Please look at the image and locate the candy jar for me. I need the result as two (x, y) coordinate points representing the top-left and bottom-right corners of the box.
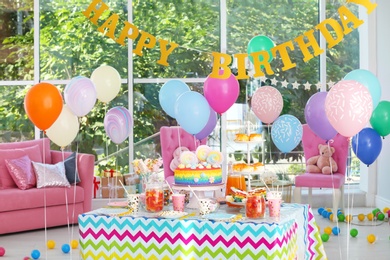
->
(245, 193), (266, 219)
(145, 182), (164, 213)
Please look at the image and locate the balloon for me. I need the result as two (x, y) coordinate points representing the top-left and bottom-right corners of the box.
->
(24, 82), (63, 131)
(159, 79), (190, 118)
(251, 86), (283, 124)
(247, 35), (276, 64)
(271, 115), (303, 153)
(204, 71), (239, 114)
(352, 127), (382, 166)
(46, 105), (79, 147)
(174, 91), (210, 135)
(64, 76), (97, 117)
(304, 92), (337, 141)
(90, 65), (121, 103)
(370, 100), (390, 137)
(104, 106), (133, 144)
(195, 108), (218, 140)
(325, 80), (373, 137)
(344, 69), (381, 108)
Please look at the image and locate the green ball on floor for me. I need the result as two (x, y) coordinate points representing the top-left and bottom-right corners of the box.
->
(321, 233), (330, 242)
(350, 228), (358, 237)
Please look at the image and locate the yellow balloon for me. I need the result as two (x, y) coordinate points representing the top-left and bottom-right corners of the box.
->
(91, 65), (121, 103)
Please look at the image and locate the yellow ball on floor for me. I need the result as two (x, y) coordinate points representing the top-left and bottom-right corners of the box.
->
(47, 240), (56, 249)
(70, 239), (79, 249)
(324, 226), (332, 235)
(367, 234), (376, 244)
(358, 213), (365, 221)
(367, 213), (374, 221)
(383, 207), (389, 214)
(345, 214), (353, 223)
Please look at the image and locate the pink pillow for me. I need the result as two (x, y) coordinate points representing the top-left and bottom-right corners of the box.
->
(32, 161), (70, 188)
(5, 155), (36, 190)
(0, 145), (42, 189)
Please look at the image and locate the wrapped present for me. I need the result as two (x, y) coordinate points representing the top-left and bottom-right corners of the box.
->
(101, 176), (124, 198)
(93, 176), (100, 198)
(102, 169), (122, 178)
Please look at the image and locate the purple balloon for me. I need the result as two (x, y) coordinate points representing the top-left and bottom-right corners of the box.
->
(195, 108), (218, 140)
(305, 92), (337, 141)
(104, 106), (133, 144)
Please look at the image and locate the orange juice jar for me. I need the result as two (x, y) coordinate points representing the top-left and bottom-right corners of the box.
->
(225, 163), (247, 207)
(145, 183), (164, 213)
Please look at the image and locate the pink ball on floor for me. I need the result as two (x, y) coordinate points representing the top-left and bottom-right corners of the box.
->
(0, 247), (5, 256)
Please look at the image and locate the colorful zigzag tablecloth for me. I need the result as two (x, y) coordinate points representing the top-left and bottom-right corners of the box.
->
(78, 203), (326, 260)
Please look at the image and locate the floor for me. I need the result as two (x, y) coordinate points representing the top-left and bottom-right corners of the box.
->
(1, 200), (389, 259)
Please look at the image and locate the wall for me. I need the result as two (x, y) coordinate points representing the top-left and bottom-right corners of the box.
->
(375, 0), (390, 209)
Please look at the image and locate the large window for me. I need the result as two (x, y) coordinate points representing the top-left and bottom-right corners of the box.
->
(0, 0), (361, 180)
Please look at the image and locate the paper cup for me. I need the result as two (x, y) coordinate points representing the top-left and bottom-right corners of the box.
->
(268, 198), (282, 217)
(198, 198), (219, 215)
(127, 194), (141, 213)
(172, 193), (185, 212)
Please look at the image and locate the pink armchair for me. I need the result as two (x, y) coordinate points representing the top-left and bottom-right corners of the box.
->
(293, 124), (349, 219)
(160, 126), (206, 186)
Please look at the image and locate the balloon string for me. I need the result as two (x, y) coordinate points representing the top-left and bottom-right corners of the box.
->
(41, 135), (48, 259)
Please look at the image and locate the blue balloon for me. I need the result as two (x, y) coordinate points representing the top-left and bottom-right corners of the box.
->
(174, 91), (210, 135)
(344, 69), (381, 108)
(271, 115), (303, 153)
(352, 127), (382, 166)
(159, 80), (190, 118)
(195, 107), (217, 140)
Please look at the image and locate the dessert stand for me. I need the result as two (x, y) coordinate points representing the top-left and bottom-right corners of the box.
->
(171, 183), (224, 209)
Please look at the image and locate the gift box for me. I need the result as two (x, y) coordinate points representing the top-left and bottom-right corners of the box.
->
(101, 176), (125, 198)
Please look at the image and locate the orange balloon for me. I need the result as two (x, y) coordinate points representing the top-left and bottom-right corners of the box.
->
(24, 82), (63, 131)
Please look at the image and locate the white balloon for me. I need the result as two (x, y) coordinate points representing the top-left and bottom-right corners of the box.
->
(46, 105), (80, 147)
(90, 65), (121, 103)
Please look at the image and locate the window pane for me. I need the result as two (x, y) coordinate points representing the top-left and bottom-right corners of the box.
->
(0, 0), (34, 81)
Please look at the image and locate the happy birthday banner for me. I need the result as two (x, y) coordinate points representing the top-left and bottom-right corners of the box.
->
(82, 0), (377, 80)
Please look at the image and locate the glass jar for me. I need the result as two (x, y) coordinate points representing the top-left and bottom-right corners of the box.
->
(145, 182), (164, 213)
(245, 194), (266, 219)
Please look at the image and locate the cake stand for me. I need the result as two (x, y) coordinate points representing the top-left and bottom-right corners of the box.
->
(171, 183), (225, 209)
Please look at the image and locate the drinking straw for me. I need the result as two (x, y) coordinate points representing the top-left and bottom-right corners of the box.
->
(165, 179), (175, 194)
(188, 185), (200, 201)
(260, 178), (272, 193)
(118, 179), (131, 197)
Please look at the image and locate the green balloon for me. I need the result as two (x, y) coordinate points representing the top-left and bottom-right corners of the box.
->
(247, 35), (275, 64)
(350, 228), (358, 237)
(370, 101), (390, 137)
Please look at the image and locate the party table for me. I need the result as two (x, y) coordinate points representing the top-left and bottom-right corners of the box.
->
(78, 203), (326, 260)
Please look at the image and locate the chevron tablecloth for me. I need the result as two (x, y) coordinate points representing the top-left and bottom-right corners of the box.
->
(78, 203), (326, 260)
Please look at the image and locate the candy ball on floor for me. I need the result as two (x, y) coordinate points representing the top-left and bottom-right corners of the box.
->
(70, 239), (78, 249)
(31, 249), (40, 259)
(350, 228), (358, 237)
(47, 240), (56, 249)
(321, 233), (330, 242)
(332, 227), (340, 235)
(62, 244), (70, 254)
(367, 234), (376, 244)
(0, 247), (5, 256)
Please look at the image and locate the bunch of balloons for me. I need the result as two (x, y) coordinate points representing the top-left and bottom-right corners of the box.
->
(24, 65), (128, 147)
(304, 69), (384, 166)
(159, 70), (239, 139)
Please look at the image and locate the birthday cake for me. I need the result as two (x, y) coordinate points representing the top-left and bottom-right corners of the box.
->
(173, 145), (223, 186)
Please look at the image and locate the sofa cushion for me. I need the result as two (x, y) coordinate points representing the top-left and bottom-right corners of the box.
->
(0, 186), (85, 213)
(0, 138), (51, 163)
(5, 155), (36, 190)
(0, 145), (42, 189)
(32, 161), (70, 188)
(64, 152), (81, 184)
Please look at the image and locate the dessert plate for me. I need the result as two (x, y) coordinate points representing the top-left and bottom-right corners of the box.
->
(158, 211), (189, 219)
(107, 201), (128, 207)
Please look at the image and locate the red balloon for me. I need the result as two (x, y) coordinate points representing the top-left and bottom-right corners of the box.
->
(24, 82), (63, 131)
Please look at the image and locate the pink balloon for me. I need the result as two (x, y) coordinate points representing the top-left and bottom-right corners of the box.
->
(251, 86), (283, 124)
(64, 76), (97, 117)
(325, 80), (373, 137)
(204, 71), (239, 114)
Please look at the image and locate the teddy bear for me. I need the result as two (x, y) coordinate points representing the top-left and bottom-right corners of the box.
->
(306, 144), (338, 174)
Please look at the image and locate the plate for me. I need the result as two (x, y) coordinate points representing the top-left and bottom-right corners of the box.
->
(97, 208), (131, 216)
(158, 211), (189, 219)
(107, 201), (128, 207)
(228, 201), (246, 206)
(203, 213), (236, 221)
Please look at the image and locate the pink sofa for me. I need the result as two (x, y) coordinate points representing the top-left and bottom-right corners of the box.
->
(0, 138), (95, 234)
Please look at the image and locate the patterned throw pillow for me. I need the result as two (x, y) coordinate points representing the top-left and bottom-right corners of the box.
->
(5, 155), (36, 190)
(32, 161), (70, 188)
